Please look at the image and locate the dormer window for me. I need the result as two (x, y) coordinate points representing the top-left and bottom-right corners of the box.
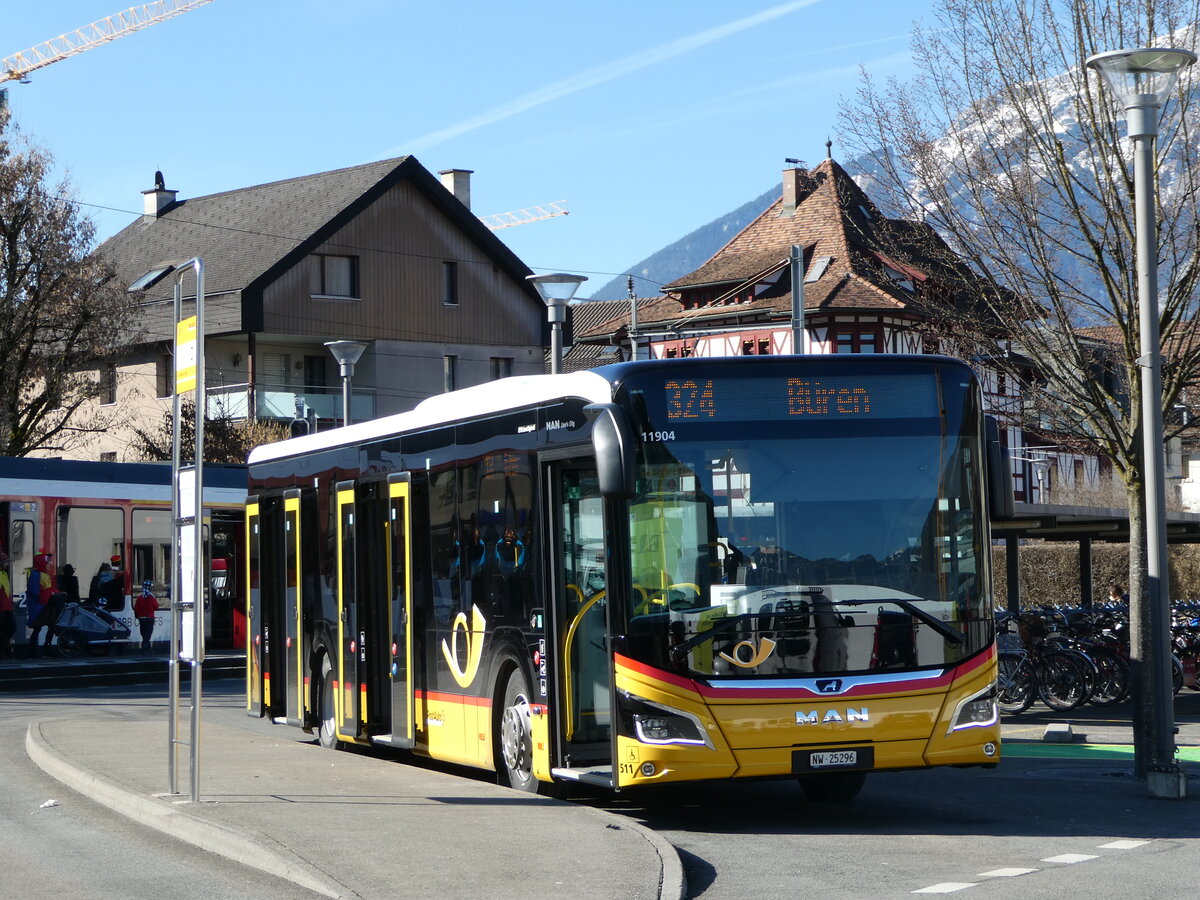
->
(128, 264), (173, 292)
(883, 264), (914, 292)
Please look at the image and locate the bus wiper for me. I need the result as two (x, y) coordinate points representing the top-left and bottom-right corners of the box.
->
(669, 594), (817, 656)
(669, 613), (761, 656)
(831, 599), (965, 645)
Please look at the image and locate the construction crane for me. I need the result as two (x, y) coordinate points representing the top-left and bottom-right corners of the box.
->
(479, 200), (569, 230)
(2, 1), (214, 85)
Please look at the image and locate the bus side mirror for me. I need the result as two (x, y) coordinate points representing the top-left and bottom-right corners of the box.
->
(985, 416), (1015, 521)
(586, 403), (635, 499)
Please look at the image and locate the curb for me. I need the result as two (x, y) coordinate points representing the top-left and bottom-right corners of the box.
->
(575, 803), (687, 900)
(25, 722), (357, 899)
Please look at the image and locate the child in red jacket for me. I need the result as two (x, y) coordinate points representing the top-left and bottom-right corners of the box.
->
(132, 580), (159, 653)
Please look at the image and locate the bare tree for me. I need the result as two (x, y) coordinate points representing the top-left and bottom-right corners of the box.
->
(129, 397), (287, 465)
(0, 111), (142, 456)
(839, 0), (1200, 775)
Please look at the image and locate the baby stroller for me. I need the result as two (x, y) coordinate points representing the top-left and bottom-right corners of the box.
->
(52, 600), (132, 657)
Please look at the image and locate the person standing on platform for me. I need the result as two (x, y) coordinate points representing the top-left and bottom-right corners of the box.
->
(59, 564), (80, 604)
(25, 551), (54, 656)
(105, 555), (126, 611)
(132, 580), (159, 654)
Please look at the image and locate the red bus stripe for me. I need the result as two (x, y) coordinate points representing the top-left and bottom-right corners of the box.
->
(416, 689), (492, 708)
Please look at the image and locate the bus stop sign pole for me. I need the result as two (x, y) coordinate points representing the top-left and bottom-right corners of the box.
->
(168, 258), (205, 803)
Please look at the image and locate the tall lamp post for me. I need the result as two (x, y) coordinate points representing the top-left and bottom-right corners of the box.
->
(324, 340), (367, 427)
(1087, 46), (1196, 799)
(528, 273), (587, 374)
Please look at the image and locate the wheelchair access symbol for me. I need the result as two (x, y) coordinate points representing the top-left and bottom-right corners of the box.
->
(718, 636), (777, 668)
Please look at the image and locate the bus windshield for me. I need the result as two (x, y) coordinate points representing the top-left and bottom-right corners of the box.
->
(617, 360), (991, 679)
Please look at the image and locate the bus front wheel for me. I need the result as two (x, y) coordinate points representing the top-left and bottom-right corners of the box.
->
(797, 770), (866, 803)
(318, 655), (341, 750)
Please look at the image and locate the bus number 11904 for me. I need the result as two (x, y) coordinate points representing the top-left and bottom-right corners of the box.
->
(641, 431), (675, 442)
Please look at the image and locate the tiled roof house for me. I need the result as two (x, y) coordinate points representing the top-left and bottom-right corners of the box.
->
(574, 157), (998, 361)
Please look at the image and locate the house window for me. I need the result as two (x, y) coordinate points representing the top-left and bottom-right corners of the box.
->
(444, 355), (458, 392)
(100, 363), (116, 405)
(310, 254), (357, 298)
(155, 354), (173, 398)
(443, 261), (459, 306)
(834, 329), (882, 354)
(490, 357), (512, 380)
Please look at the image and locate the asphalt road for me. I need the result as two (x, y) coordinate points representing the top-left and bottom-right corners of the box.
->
(0, 686), (320, 899)
(6, 681), (1199, 899)
(586, 691), (1200, 899)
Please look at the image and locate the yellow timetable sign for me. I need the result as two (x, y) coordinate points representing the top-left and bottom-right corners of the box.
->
(176, 316), (197, 393)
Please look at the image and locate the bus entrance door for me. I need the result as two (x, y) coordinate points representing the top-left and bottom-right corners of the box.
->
(371, 473), (414, 748)
(280, 491), (303, 725)
(247, 495), (292, 721)
(246, 498), (264, 717)
(550, 463), (614, 789)
(334, 483), (362, 739)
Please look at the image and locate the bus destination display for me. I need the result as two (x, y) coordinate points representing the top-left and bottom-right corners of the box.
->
(660, 374), (940, 422)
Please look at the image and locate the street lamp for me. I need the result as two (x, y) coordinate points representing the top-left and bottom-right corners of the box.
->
(1087, 46), (1196, 799)
(324, 340), (367, 428)
(527, 273), (587, 375)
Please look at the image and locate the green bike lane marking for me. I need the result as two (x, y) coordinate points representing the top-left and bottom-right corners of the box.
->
(1003, 742), (1200, 762)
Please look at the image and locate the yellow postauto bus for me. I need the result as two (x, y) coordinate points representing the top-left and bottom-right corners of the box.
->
(246, 355), (1001, 801)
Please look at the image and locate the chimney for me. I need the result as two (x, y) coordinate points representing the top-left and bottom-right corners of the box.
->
(782, 166), (801, 216)
(782, 164), (820, 217)
(438, 168), (474, 210)
(142, 170), (177, 221)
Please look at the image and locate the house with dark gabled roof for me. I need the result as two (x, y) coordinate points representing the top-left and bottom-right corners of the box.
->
(81, 157), (547, 460)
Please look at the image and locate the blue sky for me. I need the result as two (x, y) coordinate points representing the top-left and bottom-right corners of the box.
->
(3, 0), (930, 297)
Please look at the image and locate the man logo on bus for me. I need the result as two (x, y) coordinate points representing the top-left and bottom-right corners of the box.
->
(441, 604), (487, 688)
(719, 636), (777, 669)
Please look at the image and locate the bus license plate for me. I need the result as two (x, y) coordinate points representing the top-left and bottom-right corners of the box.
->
(793, 746), (873, 772)
(811, 750), (857, 767)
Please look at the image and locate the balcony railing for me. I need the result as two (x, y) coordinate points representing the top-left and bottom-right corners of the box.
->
(207, 382), (375, 423)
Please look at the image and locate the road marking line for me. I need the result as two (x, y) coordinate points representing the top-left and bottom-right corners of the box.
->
(1099, 840), (1151, 850)
(1041, 854), (1099, 864)
(978, 868), (1039, 877)
(912, 884), (980, 894)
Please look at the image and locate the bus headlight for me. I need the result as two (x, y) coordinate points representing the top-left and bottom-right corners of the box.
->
(947, 684), (998, 734)
(620, 691), (713, 748)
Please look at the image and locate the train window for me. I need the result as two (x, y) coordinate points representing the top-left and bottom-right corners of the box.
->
(133, 508), (172, 600)
(57, 506), (125, 608)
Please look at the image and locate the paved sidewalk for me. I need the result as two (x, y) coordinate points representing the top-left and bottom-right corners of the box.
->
(27, 718), (683, 900)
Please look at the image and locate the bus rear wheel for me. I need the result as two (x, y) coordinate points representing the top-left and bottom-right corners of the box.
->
(318, 655), (341, 750)
(797, 770), (867, 803)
